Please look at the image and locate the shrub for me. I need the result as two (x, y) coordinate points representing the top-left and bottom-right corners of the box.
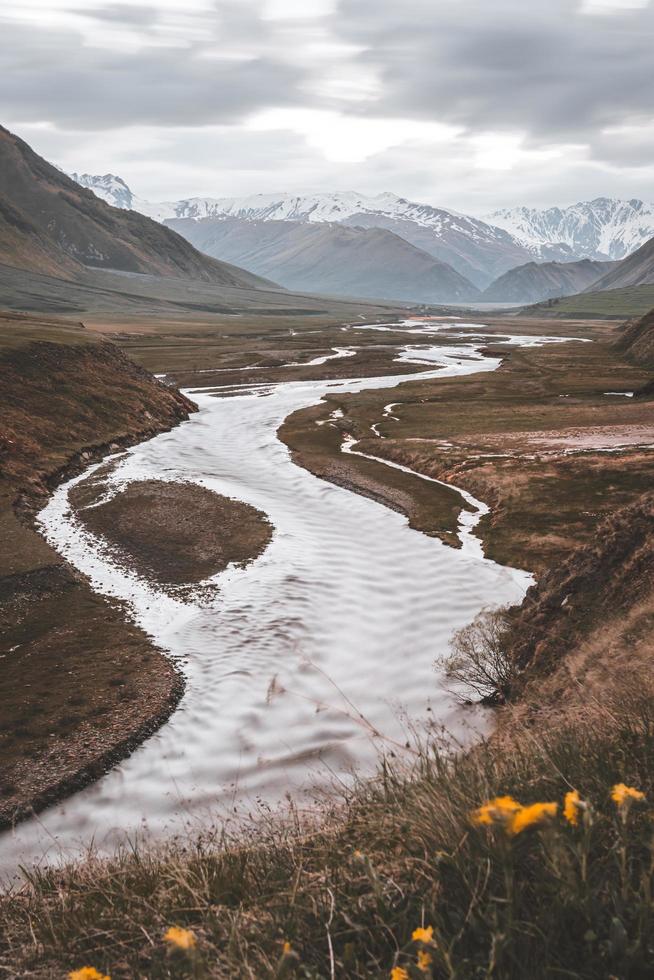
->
(439, 606), (516, 703)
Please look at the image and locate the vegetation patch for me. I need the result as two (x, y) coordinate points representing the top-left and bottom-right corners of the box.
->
(1, 702), (652, 979)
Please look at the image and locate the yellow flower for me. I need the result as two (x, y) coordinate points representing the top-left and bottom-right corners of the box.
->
(164, 926), (197, 950)
(282, 941), (292, 955)
(412, 925), (434, 944)
(611, 783), (645, 807)
(509, 802), (558, 835)
(391, 968), (409, 980)
(564, 790), (582, 826)
(472, 795), (522, 828)
(417, 948), (433, 972)
(68, 970), (110, 980)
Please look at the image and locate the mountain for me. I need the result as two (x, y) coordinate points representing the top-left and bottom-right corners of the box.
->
(0, 127), (271, 290)
(70, 173), (136, 210)
(70, 179), (536, 288)
(68, 174), (654, 293)
(486, 198), (654, 262)
(482, 258), (617, 304)
(583, 234), (654, 292)
(166, 216), (480, 303)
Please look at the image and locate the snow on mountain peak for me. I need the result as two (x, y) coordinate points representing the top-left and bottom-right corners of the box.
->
(485, 197), (654, 261)
(67, 172), (654, 286)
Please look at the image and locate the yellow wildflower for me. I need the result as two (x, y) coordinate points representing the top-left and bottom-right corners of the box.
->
(68, 970), (110, 980)
(611, 783), (645, 807)
(510, 802), (558, 835)
(391, 968), (409, 980)
(412, 925), (434, 944)
(564, 790), (582, 826)
(164, 926), (197, 950)
(472, 795), (522, 828)
(282, 941), (293, 955)
(417, 948), (433, 972)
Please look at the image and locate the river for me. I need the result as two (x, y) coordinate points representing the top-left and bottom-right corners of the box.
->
(0, 319), (542, 876)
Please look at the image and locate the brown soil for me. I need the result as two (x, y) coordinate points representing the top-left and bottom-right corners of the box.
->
(0, 312), (196, 827)
(70, 478), (272, 585)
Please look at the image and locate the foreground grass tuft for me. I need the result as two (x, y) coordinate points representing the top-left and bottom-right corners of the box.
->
(2, 704), (653, 978)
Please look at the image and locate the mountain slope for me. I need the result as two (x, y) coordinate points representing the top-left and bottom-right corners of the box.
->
(0, 127), (272, 289)
(167, 216), (480, 303)
(482, 258), (617, 304)
(584, 235), (654, 292)
(486, 198), (654, 261)
(612, 308), (654, 368)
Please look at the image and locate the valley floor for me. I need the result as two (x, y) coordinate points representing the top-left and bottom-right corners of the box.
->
(1, 309), (653, 977)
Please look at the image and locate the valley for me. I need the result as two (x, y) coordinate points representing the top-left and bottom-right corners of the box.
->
(1, 122), (654, 979)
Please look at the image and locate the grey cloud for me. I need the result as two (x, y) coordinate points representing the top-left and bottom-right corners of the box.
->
(0, 8), (305, 129)
(331, 0), (654, 148)
(80, 4), (160, 25)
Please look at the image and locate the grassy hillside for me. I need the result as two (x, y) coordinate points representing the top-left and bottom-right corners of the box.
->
(1, 662), (652, 978)
(523, 283), (654, 318)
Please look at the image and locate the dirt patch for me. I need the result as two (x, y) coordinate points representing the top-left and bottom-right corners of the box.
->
(71, 478), (273, 585)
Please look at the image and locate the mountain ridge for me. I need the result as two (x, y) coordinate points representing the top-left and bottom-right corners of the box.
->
(166, 215), (481, 304)
(486, 197), (654, 261)
(481, 257), (618, 304)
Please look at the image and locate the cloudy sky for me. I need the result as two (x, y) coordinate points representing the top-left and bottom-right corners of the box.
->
(2, 0), (653, 213)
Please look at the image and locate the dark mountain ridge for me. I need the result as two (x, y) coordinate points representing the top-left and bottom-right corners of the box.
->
(0, 125), (272, 290)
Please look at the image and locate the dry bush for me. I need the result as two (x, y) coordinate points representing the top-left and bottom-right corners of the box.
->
(439, 606), (516, 704)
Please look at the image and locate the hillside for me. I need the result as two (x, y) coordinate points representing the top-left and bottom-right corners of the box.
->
(612, 307), (654, 368)
(167, 215), (480, 303)
(584, 234), (654, 292)
(0, 126), (271, 289)
(482, 257), (616, 303)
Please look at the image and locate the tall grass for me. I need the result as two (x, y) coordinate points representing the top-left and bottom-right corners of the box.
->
(2, 702), (653, 978)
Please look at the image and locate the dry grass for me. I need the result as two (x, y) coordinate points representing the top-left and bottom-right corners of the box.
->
(2, 697), (653, 979)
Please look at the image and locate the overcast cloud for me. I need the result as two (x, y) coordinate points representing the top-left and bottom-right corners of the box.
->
(1, 0), (653, 211)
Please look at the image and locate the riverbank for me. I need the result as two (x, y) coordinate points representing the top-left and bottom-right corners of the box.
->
(0, 312), (197, 827)
(279, 318), (654, 575)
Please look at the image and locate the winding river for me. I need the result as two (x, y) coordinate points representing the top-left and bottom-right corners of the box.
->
(0, 319), (543, 876)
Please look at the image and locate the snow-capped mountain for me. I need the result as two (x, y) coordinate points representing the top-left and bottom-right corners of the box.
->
(485, 198), (654, 261)
(68, 173), (654, 291)
(68, 178), (534, 286)
(71, 173), (136, 211)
